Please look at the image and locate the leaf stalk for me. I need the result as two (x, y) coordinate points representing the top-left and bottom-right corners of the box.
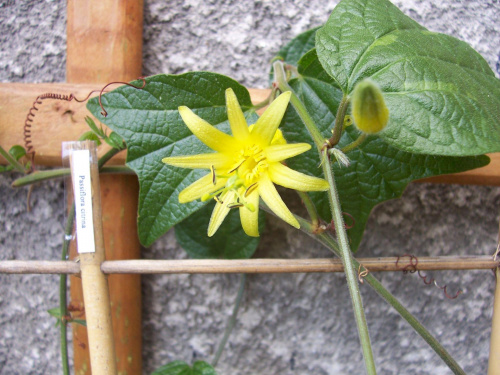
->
(273, 61), (325, 150)
(0, 145), (27, 174)
(329, 95), (350, 147)
(12, 165), (134, 188)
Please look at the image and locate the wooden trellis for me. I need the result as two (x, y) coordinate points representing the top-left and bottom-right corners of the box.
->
(1, 1), (500, 374)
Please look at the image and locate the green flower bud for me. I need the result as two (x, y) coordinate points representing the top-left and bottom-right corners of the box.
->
(351, 79), (389, 134)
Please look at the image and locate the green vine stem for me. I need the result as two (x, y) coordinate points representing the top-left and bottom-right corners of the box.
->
(12, 165), (133, 188)
(251, 86), (277, 111)
(329, 95), (350, 147)
(341, 133), (367, 154)
(0, 145), (27, 174)
(273, 61), (324, 150)
(212, 273), (246, 368)
(295, 217), (466, 375)
(259, 202), (465, 374)
(271, 43), (465, 375)
(274, 60), (376, 374)
(58, 145), (124, 374)
(59, 202), (75, 375)
(297, 191), (321, 230)
(320, 150), (377, 375)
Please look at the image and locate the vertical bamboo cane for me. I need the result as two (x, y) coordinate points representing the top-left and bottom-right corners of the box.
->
(68, 141), (116, 375)
(488, 214), (500, 375)
(488, 216), (500, 375)
(488, 268), (500, 375)
(66, 1), (143, 374)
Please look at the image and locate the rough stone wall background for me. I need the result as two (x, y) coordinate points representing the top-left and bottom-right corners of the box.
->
(1, 1), (500, 374)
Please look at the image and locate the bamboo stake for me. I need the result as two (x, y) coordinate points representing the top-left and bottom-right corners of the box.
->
(487, 213), (500, 375)
(0, 256), (497, 275)
(68, 141), (116, 375)
(488, 268), (500, 375)
(66, 2), (143, 373)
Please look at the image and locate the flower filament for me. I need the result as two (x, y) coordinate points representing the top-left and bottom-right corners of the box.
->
(202, 142), (270, 213)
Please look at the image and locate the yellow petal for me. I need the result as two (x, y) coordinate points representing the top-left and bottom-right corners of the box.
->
(265, 143), (311, 162)
(270, 128), (287, 145)
(268, 163), (329, 192)
(225, 88), (250, 141)
(179, 106), (238, 153)
(258, 174), (299, 229)
(162, 152), (230, 169)
(208, 190), (236, 237)
(239, 190), (259, 237)
(179, 173), (226, 203)
(251, 91), (291, 146)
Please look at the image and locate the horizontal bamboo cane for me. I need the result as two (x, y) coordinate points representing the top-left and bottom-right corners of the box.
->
(0, 255), (497, 275)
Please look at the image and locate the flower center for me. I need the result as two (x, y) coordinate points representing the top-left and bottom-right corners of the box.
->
(232, 144), (268, 187)
(202, 143), (268, 212)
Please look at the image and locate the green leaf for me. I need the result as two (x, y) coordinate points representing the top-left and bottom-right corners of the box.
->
(275, 27), (318, 66)
(105, 132), (125, 150)
(175, 201), (265, 259)
(78, 131), (102, 146)
(47, 307), (86, 327)
(316, 0), (500, 156)
(47, 307), (61, 318)
(87, 73), (257, 246)
(281, 49), (490, 251)
(85, 116), (105, 137)
(191, 361), (217, 375)
(9, 145), (27, 160)
(152, 360), (217, 375)
(325, 127), (489, 251)
(72, 319), (87, 327)
(47, 307), (62, 327)
(0, 165), (13, 173)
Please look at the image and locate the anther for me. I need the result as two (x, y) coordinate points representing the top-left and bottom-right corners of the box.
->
(210, 165), (216, 185)
(228, 159), (245, 174)
(244, 183), (258, 197)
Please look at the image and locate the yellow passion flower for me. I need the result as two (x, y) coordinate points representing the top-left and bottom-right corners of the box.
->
(162, 88), (329, 237)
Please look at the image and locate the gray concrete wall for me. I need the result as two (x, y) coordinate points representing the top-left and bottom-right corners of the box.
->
(1, 1), (500, 374)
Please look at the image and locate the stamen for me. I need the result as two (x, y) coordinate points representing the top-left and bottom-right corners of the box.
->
(202, 185), (228, 202)
(244, 183), (258, 197)
(254, 152), (265, 163)
(214, 196), (224, 205)
(228, 159), (245, 174)
(228, 203), (244, 209)
(226, 174), (240, 188)
(210, 165), (216, 185)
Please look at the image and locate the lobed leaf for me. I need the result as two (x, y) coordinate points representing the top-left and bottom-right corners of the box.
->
(87, 73), (257, 246)
(276, 42), (489, 251)
(316, 0), (500, 156)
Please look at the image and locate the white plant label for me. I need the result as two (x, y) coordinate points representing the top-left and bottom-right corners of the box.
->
(71, 150), (96, 254)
